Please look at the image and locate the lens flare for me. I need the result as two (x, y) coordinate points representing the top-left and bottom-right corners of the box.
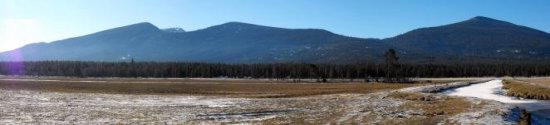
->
(4, 50), (25, 76)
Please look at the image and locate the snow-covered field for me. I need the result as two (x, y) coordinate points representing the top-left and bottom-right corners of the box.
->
(0, 90), (252, 124)
(0, 89), (516, 124)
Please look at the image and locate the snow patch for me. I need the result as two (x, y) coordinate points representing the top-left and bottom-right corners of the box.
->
(442, 79), (550, 111)
(442, 80), (536, 103)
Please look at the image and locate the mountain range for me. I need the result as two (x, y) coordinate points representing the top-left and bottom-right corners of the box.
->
(1, 16), (549, 63)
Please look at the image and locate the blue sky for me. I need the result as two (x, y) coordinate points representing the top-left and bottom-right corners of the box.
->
(1, 0), (549, 52)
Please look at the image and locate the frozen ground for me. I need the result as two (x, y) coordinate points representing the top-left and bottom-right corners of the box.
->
(0, 78), (523, 124)
(0, 90), (249, 124)
(0, 90), (517, 124)
(442, 79), (550, 111)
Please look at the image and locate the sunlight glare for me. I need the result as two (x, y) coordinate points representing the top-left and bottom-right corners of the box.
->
(0, 19), (40, 52)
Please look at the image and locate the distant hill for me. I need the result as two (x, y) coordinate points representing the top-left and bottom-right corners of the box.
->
(386, 16), (550, 63)
(0, 16), (549, 63)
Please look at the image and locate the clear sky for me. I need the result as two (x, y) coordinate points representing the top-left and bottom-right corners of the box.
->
(1, 0), (549, 52)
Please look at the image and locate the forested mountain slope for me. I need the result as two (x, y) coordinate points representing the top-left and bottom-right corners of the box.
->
(1, 16), (549, 63)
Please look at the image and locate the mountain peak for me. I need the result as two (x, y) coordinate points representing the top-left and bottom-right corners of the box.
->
(221, 22), (258, 26)
(460, 16), (513, 26)
(163, 27), (186, 33)
(195, 22), (283, 33)
(120, 22), (160, 31)
(470, 16), (497, 21)
(215, 22), (276, 29)
(87, 22), (160, 37)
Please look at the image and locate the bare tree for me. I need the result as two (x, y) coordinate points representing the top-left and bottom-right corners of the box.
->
(384, 49), (401, 82)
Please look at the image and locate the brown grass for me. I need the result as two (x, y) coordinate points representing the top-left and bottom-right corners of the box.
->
(0, 78), (418, 98)
(388, 92), (477, 124)
(503, 79), (550, 100)
(389, 92), (436, 101)
(514, 78), (550, 86)
(390, 92), (472, 115)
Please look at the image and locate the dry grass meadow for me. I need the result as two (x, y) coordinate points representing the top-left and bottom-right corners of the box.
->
(503, 78), (550, 100)
(0, 77), (421, 98)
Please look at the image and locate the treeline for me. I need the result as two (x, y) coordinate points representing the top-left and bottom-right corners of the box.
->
(0, 61), (549, 80)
